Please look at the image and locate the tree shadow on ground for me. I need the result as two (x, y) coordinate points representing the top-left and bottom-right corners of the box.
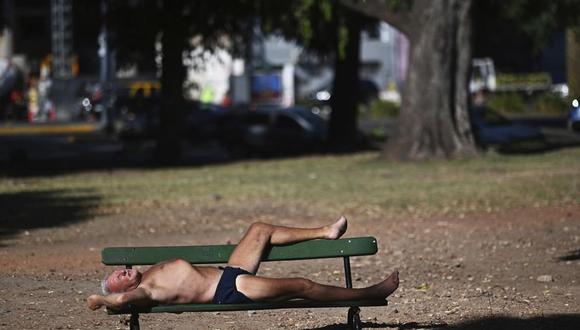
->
(0, 142), (232, 178)
(494, 127), (580, 155)
(558, 249), (580, 261)
(0, 189), (101, 246)
(0, 139), (378, 179)
(304, 321), (445, 329)
(306, 314), (580, 330)
(494, 140), (580, 155)
(1, 130), (577, 178)
(439, 314), (580, 330)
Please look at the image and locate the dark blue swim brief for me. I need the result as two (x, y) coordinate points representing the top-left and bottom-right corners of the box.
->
(212, 266), (254, 304)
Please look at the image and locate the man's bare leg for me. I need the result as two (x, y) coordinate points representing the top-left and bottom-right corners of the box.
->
(237, 271), (399, 302)
(228, 216), (348, 274)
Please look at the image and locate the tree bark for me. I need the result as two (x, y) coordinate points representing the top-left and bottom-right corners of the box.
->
(567, 29), (580, 99)
(342, 0), (478, 161)
(155, 0), (186, 164)
(328, 7), (363, 151)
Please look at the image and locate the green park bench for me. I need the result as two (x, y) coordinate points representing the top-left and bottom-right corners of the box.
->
(101, 236), (388, 330)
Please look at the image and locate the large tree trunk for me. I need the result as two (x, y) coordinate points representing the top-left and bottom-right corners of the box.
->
(328, 7), (363, 150)
(342, 0), (478, 161)
(155, 0), (186, 164)
(567, 29), (580, 99)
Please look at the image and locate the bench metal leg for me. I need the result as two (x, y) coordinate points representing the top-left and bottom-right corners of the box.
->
(343, 257), (353, 289)
(129, 313), (140, 330)
(343, 257), (363, 329)
(348, 306), (362, 330)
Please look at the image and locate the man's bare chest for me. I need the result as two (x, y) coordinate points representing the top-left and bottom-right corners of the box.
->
(142, 261), (219, 303)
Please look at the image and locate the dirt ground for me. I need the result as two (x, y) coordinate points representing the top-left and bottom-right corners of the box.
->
(1, 202), (579, 330)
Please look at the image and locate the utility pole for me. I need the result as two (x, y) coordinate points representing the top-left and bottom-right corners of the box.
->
(98, 0), (109, 84)
(50, 0), (73, 79)
(98, 0), (115, 130)
(1, 0), (15, 59)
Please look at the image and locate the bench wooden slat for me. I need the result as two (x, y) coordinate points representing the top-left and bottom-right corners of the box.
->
(102, 236), (378, 266)
(107, 298), (388, 315)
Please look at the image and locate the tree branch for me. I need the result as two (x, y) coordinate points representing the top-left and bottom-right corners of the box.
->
(340, 0), (413, 36)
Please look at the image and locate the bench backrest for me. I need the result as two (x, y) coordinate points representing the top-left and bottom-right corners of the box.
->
(102, 236), (378, 266)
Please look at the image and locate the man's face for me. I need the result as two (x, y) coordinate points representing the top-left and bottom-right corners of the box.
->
(106, 269), (142, 293)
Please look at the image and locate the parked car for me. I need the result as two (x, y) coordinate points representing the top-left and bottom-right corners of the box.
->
(113, 90), (160, 141)
(0, 60), (26, 121)
(220, 106), (327, 157)
(184, 101), (232, 144)
(568, 99), (580, 133)
(115, 97), (231, 143)
(470, 106), (544, 148)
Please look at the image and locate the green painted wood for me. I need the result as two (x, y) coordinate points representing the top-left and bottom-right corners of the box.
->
(102, 236), (378, 265)
(107, 298), (388, 315)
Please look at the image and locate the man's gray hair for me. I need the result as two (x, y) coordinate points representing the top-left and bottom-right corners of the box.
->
(101, 275), (110, 295)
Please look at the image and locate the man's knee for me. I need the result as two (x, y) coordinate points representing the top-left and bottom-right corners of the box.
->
(248, 222), (273, 236)
(296, 278), (314, 294)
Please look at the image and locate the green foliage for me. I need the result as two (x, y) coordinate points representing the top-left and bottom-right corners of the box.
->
(263, 0), (377, 58)
(472, 0), (580, 89)
(110, 0), (263, 68)
(487, 92), (569, 115)
(496, 73), (552, 86)
(359, 100), (400, 142)
(337, 25), (349, 59)
(386, 0), (413, 12)
(487, 93), (527, 114)
(294, 0), (316, 44)
(473, 0), (580, 54)
(261, 0), (337, 53)
(109, 0), (160, 70)
(285, 0), (342, 55)
(366, 99), (400, 118)
(109, 0), (378, 69)
(369, 127), (388, 141)
(534, 94), (569, 115)
(319, 1), (333, 21)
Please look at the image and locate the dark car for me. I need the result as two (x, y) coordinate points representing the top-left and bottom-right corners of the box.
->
(113, 90), (160, 141)
(220, 106), (327, 157)
(0, 61), (26, 121)
(470, 106), (544, 148)
(185, 101), (232, 144)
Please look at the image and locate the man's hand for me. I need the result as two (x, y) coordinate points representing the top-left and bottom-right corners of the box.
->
(87, 295), (104, 311)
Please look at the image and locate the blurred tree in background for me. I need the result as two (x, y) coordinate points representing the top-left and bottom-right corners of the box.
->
(568, 29), (580, 98)
(109, 0), (373, 157)
(343, 0), (580, 161)
(259, 1), (375, 150)
(107, 0), (579, 162)
(472, 0), (580, 92)
(343, 0), (477, 161)
(109, 0), (257, 163)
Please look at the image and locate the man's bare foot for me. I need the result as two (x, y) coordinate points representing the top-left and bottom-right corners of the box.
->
(374, 271), (399, 299)
(325, 216), (348, 240)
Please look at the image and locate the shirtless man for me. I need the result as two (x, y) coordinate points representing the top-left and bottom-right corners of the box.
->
(87, 216), (399, 310)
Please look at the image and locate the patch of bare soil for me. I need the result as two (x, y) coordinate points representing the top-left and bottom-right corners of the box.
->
(1, 204), (579, 329)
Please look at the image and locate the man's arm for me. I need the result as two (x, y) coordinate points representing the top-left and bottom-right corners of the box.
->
(87, 287), (150, 311)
